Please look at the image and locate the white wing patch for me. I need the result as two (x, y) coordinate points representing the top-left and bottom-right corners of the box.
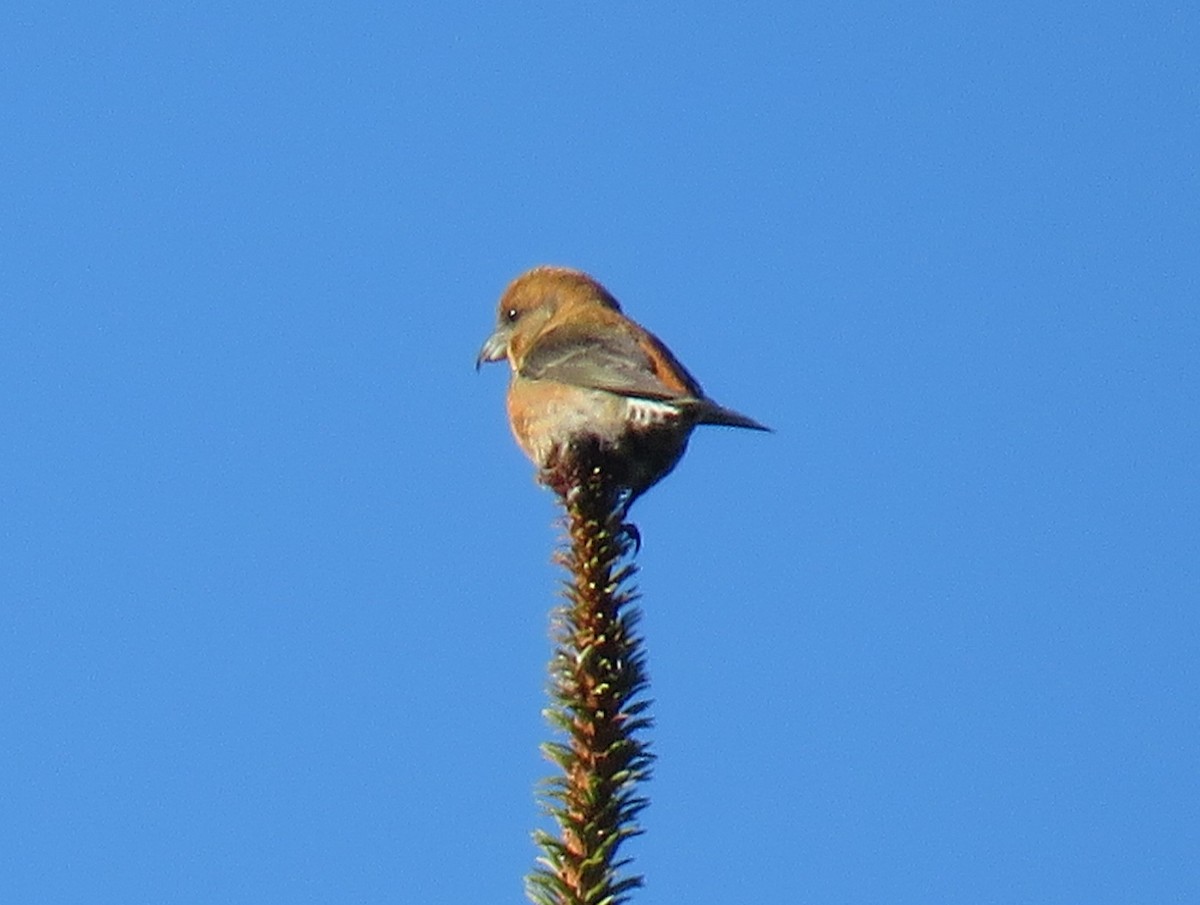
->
(624, 397), (682, 427)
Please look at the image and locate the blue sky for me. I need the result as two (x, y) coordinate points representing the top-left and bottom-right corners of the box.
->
(3, 3), (1197, 903)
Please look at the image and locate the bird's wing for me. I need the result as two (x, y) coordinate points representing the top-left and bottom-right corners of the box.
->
(519, 321), (703, 401)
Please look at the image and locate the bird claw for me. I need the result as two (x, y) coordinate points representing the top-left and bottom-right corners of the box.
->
(618, 522), (642, 555)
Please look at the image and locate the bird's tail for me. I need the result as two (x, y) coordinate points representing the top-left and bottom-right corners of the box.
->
(697, 402), (772, 432)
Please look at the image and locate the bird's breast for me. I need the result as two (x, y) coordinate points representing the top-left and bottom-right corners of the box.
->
(506, 379), (690, 464)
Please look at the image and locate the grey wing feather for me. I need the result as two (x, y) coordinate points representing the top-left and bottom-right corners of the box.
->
(520, 325), (687, 400)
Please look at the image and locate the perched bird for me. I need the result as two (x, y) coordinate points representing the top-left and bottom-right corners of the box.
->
(477, 266), (769, 503)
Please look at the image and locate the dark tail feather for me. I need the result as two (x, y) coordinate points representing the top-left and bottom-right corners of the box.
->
(697, 401), (772, 432)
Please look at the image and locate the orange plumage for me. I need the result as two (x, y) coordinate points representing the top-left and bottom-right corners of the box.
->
(477, 266), (769, 502)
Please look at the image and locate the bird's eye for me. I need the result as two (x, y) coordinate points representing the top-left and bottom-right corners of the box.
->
(505, 307), (520, 323)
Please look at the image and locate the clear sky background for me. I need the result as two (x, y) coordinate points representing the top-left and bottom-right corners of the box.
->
(3, 4), (1197, 903)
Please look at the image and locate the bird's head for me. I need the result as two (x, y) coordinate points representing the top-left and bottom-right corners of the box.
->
(476, 265), (620, 370)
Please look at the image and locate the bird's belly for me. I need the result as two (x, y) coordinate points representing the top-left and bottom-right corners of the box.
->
(507, 380), (687, 466)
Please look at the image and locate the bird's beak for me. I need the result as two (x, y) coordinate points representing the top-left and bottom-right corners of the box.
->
(475, 327), (510, 371)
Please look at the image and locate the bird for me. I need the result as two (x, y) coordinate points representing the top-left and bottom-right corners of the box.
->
(476, 266), (770, 505)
